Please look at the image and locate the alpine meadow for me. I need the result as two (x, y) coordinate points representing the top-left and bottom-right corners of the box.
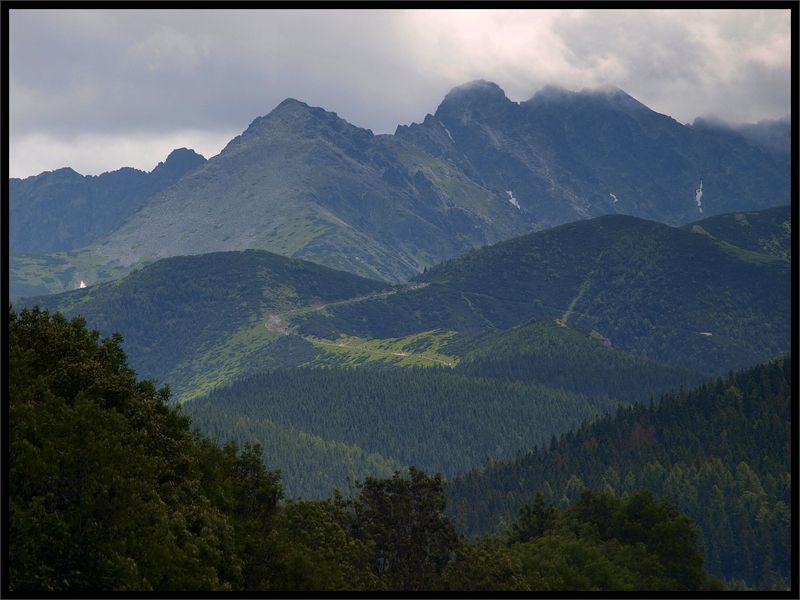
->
(6, 6), (794, 595)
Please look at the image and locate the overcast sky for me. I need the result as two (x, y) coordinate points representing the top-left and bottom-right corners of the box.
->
(9, 8), (792, 178)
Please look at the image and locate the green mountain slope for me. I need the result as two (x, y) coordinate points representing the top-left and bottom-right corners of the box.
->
(446, 356), (792, 589)
(18, 243), (698, 498)
(186, 367), (621, 488)
(454, 319), (703, 404)
(190, 409), (403, 500)
(20, 249), (390, 401)
(294, 213), (789, 375)
(682, 205), (791, 260)
(22, 210), (788, 399)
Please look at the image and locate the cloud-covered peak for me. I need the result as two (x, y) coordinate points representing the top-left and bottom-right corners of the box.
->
(525, 84), (649, 114)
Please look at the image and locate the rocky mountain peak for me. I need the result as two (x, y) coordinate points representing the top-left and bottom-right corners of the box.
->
(152, 148), (206, 175)
(436, 80), (511, 114)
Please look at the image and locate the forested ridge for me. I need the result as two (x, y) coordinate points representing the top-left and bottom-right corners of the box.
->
(21, 249), (389, 400)
(447, 355), (792, 589)
(22, 210), (790, 408)
(8, 307), (726, 591)
(187, 366), (620, 497)
(454, 318), (703, 404)
(294, 214), (789, 375)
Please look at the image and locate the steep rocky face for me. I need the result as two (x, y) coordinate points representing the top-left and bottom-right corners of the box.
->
(397, 81), (789, 227)
(88, 96), (529, 284)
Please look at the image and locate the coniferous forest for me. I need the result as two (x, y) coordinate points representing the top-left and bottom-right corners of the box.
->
(9, 307), (731, 591)
(447, 356), (792, 589)
(7, 205), (793, 592)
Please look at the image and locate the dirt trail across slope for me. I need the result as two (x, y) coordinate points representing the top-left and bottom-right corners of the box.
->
(265, 282), (429, 335)
(264, 281), (454, 367)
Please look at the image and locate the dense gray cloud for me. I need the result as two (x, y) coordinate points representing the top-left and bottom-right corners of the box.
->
(9, 8), (791, 177)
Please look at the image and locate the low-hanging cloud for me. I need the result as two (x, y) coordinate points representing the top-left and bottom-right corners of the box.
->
(9, 8), (791, 177)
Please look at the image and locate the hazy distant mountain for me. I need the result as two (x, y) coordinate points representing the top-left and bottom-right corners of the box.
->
(11, 81), (789, 297)
(86, 97), (530, 285)
(10, 148), (206, 254)
(692, 116), (791, 159)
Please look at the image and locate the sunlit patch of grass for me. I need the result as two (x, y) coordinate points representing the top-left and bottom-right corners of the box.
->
(307, 329), (458, 368)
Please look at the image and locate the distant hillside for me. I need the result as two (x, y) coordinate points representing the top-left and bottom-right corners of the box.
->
(454, 319), (703, 404)
(20, 249), (389, 400)
(293, 213), (790, 375)
(10, 148), (206, 299)
(22, 211), (789, 401)
(446, 356), (792, 589)
(683, 205), (790, 260)
(192, 409), (404, 500)
(11, 81), (789, 296)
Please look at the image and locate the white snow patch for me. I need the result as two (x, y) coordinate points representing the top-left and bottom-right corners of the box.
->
(505, 190), (521, 210)
(695, 180), (704, 213)
(609, 192), (619, 204)
(439, 120), (455, 143)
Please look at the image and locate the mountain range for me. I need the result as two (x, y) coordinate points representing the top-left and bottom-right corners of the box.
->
(10, 148), (206, 256)
(10, 81), (790, 298)
(22, 205), (789, 402)
(10, 79), (792, 592)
